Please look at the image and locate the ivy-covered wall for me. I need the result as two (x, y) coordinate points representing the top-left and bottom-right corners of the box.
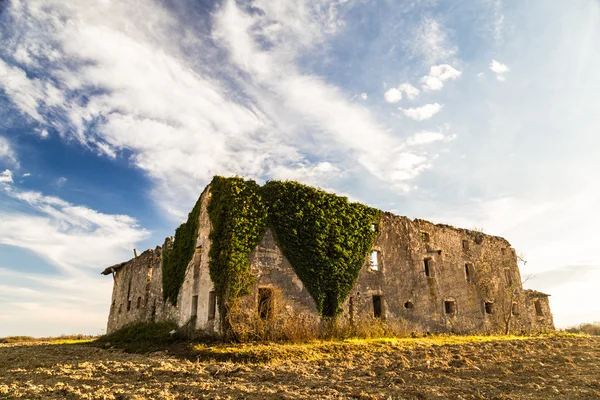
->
(206, 177), (268, 326)
(261, 181), (380, 317)
(161, 196), (203, 306)
(162, 176), (380, 320)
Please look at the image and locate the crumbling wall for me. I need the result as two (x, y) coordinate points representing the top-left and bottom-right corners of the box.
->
(341, 213), (554, 334)
(104, 183), (554, 336)
(175, 185), (220, 334)
(106, 246), (177, 333)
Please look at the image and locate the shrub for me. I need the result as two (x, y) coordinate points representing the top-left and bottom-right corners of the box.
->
(565, 322), (600, 336)
(94, 322), (185, 353)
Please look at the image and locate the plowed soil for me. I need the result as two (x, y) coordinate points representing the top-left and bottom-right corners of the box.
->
(1, 335), (599, 399)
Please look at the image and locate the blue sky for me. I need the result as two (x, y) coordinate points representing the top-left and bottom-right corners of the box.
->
(0, 0), (598, 336)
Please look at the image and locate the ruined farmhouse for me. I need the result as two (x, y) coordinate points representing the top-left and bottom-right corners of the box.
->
(102, 177), (554, 337)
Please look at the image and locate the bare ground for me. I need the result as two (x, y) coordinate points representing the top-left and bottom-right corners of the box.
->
(1, 335), (599, 399)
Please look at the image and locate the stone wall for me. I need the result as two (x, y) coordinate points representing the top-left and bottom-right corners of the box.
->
(104, 184), (554, 336)
(105, 245), (177, 333)
(339, 213), (553, 333)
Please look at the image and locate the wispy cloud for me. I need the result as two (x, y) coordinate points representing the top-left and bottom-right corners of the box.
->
(406, 17), (457, 65)
(0, 0), (448, 218)
(0, 136), (19, 167)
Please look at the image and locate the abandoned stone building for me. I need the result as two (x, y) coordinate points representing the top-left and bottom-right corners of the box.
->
(102, 177), (554, 336)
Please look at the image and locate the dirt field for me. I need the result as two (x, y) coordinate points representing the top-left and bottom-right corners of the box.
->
(1, 335), (599, 399)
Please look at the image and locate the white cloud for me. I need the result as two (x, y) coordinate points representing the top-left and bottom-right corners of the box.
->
(360, 93), (368, 100)
(490, 59), (509, 74)
(0, 136), (19, 167)
(0, 179), (150, 335)
(401, 103), (443, 121)
(398, 83), (421, 100)
(384, 83), (420, 103)
(384, 88), (403, 103)
(421, 64), (462, 91)
(0, 185), (149, 272)
(0, 169), (13, 183)
(406, 17), (457, 65)
(56, 177), (67, 187)
(490, 59), (509, 81)
(22, 173), (31, 177)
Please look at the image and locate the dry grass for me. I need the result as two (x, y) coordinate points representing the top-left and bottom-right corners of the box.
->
(0, 334), (98, 345)
(0, 333), (598, 399)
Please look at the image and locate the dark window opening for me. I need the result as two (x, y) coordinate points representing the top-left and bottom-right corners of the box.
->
(505, 270), (513, 286)
(191, 295), (198, 318)
(404, 301), (414, 310)
(372, 295), (382, 318)
(534, 300), (544, 316)
(501, 247), (506, 255)
(421, 232), (430, 242)
(424, 258), (432, 277)
(127, 300), (131, 312)
(462, 240), (469, 250)
(136, 297), (141, 309)
(465, 264), (472, 283)
(258, 288), (274, 320)
(485, 302), (494, 314)
(118, 304), (122, 314)
(445, 300), (456, 315)
(208, 291), (216, 321)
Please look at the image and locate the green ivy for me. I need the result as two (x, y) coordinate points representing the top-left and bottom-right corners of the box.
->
(260, 181), (380, 317)
(207, 176), (268, 325)
(162, 176), (380, 320)
(162, 196), (203, 305)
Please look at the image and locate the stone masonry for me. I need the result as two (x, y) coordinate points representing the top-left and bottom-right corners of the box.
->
(102, 183), (553, 335)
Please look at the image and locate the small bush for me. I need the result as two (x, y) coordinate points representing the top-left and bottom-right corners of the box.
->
(94, 322), (186, 353)
(565, 322), (600, 336)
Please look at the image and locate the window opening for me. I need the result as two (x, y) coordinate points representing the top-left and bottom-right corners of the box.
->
(462, 240), (469, 250)
(424, 258), (432, 277)
(258, 288), (274, 320)
(191, 295), (198, 318)
(511, 302), (519, 316)
(534, 300), (544, 316)
(127, 300), (131, 312)
(136, 297), (141, 309)
(369, 251), (380, 271)
(465, 264), (472, 283)
(372, 295), (382, 318)
(445, 300), (456, 315)
(421, 232), (430, 242)
(485, 301), (494, 314)
(208, 291), (216, 321)
(505, 269), (512, 286)
(404, 301), (414, 310)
